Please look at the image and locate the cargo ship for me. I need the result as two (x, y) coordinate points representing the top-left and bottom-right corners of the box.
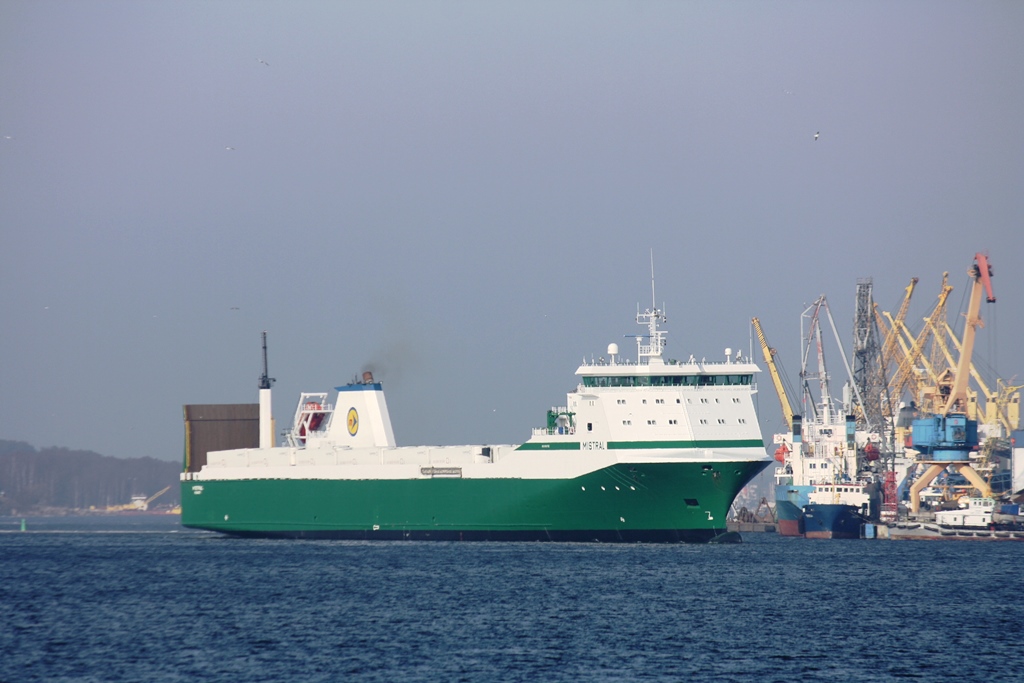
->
(772, 414), (879, 538)
(181, 300), (772, 542)
(768, 296), (902, 539)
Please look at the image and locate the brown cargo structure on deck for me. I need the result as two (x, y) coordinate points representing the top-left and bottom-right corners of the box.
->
(182, 404), (259, 473)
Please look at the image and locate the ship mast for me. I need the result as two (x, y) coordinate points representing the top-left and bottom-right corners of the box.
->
(259, 331), (276, 448)
(636, 252), (667, 363)
(259, 331), (275, 390)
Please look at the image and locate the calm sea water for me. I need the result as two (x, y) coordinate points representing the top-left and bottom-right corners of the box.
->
(1, 517), (1021, 683)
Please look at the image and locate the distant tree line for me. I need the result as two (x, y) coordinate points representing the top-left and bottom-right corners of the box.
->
(0, 440), (181, 515)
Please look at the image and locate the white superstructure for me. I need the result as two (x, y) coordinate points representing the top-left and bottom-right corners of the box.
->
(184, 303), (770, 485)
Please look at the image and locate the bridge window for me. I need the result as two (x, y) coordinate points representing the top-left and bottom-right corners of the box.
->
(582, 374), (753, 388)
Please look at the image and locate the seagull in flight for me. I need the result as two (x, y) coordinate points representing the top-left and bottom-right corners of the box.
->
(225, 146), (235, 151)
(813, 131), (820, 141)
(258, 58), (269, 66)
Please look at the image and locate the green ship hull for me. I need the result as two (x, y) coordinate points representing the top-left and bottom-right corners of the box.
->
(181, 459), (768, 542)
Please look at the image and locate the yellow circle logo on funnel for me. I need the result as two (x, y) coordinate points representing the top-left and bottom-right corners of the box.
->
(347, 408), (359, 436)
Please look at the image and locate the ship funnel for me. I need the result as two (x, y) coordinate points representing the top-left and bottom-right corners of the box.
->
(362, 371), (374, 384)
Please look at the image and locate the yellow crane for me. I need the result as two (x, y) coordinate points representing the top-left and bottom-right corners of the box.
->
(874, 277), (918, 381)
(105, 485), (172, 512)
(887, 273), (953, 410)
(942, 322), (1021, 435)
(752, 317), (794, 430)
(872, 277), (918, 440)
(139, 486), (171, 511)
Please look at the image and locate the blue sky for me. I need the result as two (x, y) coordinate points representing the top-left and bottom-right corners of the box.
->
(2, 1), (1022, 460)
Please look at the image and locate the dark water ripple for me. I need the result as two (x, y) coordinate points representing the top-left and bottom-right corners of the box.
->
(1, 519), (1021, 682)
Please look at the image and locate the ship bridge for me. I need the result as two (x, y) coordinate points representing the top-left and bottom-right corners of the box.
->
(575, 303), (759, 384)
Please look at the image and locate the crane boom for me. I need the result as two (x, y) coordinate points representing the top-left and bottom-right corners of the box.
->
(878, 277), (918, 372)
(752, 317), (794, 430)
(145, 486), (171, 507)
(944, 322), (1021, 433)
(944, 254), (994, 414)
(889, 274), (952, 404)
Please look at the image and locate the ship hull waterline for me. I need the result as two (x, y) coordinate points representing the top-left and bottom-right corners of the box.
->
(182, 460), (769, 543)
(801, 503), (866, 540)
(774, 483), (812, 537)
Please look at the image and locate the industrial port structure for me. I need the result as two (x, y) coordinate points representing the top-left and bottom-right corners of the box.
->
(754, 252), (1021, 525)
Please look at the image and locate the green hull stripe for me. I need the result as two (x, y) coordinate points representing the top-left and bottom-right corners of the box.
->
(516, 439), (763, 451)
(609, 439), (765, 450)
(181, 460), (770, 536)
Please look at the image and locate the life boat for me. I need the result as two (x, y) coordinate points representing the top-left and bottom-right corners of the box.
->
(298, 402), (324, 444)
(774, 443), (790, 463)
(863, 442), (880, 462)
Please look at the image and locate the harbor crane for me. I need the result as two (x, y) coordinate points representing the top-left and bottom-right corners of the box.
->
(908, 253), (995, 512)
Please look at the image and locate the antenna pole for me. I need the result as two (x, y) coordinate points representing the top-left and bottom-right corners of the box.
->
(259, 331), (275, 390)
(650, 249), (656, 309)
